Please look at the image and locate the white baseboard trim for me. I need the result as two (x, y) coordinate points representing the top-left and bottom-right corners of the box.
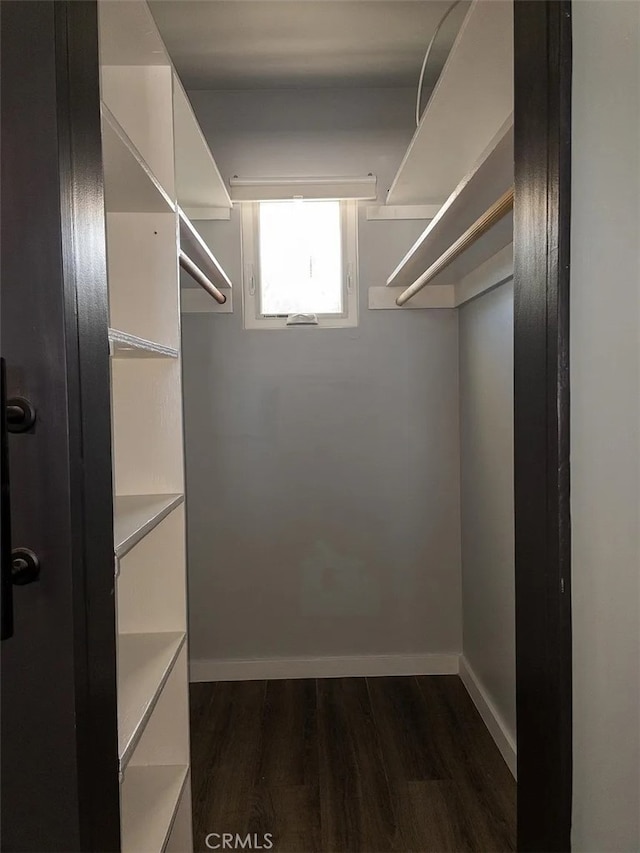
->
(189, 652), (460, 683)
(459, 656), (517, 779)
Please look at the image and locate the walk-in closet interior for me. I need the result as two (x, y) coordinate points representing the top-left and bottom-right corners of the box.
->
(101, 0), (515, 848)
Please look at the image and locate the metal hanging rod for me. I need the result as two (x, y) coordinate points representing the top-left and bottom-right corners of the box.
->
(179, 250), (227, 305)
(395, 186), (515, 307)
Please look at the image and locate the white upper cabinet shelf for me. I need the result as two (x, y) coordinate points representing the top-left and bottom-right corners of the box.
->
(387, 0), (513, 207)
(178, 209), (232, 291)
(387, 118), (513, 290)
(99, 0), (176, 201)
(102, 106), (175, 214)
(100, 0), (231, 218)
(173, 74), (232, 217)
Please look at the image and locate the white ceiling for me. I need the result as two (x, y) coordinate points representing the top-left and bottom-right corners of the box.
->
(149, 1), (468, 90)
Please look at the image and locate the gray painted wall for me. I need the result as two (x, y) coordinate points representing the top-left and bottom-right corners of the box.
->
(189, 87), (426, 201)
(571, 3), (640, 850)
(182, 88), (462, 665)
(458, 282), (515, 741)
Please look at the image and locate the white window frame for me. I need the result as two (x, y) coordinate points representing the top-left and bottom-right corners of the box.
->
(240, 200), (359, 330)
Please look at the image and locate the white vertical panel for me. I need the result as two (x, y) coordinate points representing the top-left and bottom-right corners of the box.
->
(107, 212), (180, 348)
(111, 359), (185, 496)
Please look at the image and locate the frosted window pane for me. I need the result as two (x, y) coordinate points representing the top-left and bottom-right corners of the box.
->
(259, 200), (343, 315)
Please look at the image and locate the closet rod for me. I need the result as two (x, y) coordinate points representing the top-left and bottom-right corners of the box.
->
(395, 186), (515, 306)
(179, 250), (227, 305)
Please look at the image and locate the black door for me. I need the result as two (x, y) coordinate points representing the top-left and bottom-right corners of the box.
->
(0, 3), (120, 850)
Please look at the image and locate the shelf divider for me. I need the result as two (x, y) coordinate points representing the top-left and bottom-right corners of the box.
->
(117, 631), (186, 770)
(109, 329), (179, 359)
(114, 494), (184, 559)
(120, 764), (189, 853)
(102, 103), (175, 214)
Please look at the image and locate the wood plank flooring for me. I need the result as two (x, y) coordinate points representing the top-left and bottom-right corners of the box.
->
(190, 676), (516, 852)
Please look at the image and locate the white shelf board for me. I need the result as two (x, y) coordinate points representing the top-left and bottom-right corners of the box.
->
(178, 209), (233, 291)
(173, 74), (231, 212)
(99, 0), (170, 67)
(387, 119), (513, 291)
(454, 243), (513, 307)
(369, 285), (455, 310)
(366, 204), (440, 222)
(387, 0), (513, 206)
(229, 174), (377, 202)
(118, 632), (186, 769)
(114, 494), (184, 559)
(102, 105), (175, 214)
(120, 764), (188, 853)
(109, 329), (179, 359)
(370, 245), (513, 310)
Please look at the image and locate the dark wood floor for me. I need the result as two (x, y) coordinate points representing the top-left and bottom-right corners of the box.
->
(190, 676), (516, 852)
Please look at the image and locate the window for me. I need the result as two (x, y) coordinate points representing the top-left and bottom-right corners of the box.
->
(241, 199), (358, 329)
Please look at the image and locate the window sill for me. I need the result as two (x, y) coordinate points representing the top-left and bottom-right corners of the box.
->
(243, 315), (358, 330)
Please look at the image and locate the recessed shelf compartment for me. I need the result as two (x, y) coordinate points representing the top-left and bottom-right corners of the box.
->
(387, 0), (513, 206)
(173, 75), (232, 215)
(109, 329), (179, 359)
(99, 0), (176, 199)
(117, 506), (186, 636)
(387, 119), (513, 291)
(106, 212), (180, 348)
(120, 764), (188, 853)
(102, 105), (174, 214)
(165, 780), (193, 853)
(118, 631), (186, 769)
(114, 494), (184, 559)
(111, 359), (184, 497)
(179, 209), (233, 292)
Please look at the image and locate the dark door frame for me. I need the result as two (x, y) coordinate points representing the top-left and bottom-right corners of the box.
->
(514, 1), (573, 850)
(1, 2), (119, 851)
(1, 0), (574, 850)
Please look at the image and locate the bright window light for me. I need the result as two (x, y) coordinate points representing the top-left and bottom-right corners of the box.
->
(258, 200), (343, 315)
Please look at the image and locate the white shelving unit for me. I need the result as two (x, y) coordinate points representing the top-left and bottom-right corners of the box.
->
(387, 118), (513, 291)
(98, 1), (230, 849)
(387, 0), (513, 207)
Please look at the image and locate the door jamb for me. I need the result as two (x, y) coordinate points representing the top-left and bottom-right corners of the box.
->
(513, 1), (573, 850)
